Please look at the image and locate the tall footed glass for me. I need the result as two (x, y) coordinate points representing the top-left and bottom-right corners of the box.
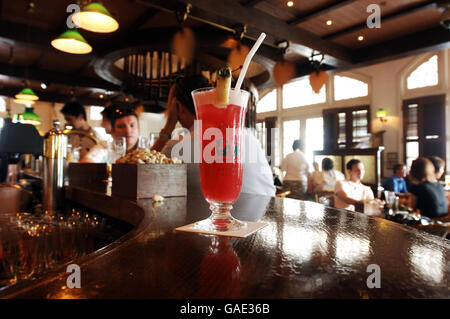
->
(192, 87), (249, 232)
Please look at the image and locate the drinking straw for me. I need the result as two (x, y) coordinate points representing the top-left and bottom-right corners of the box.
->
(235, 32), (266, 91)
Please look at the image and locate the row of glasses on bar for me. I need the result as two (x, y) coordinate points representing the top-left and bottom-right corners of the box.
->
(0, 210), (106, 288)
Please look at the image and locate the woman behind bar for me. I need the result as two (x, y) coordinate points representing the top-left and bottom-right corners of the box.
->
(408, 157), (447, 218)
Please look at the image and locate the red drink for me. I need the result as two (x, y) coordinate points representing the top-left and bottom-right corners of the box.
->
(192, 87), (249, 231)
(197, 104), (244, 202)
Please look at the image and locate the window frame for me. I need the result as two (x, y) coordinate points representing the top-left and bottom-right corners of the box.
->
(402, 52), (444, 98)
(402, 94), (446, 174)
(323, 105), (371, 150)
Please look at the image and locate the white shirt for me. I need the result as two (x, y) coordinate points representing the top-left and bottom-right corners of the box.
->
(312, 169), (345, 192)
(280, 150), (309, 182)
(334, 179), (374, 211)
(83, 140), (109, 163)
(162, 127), (276, 197)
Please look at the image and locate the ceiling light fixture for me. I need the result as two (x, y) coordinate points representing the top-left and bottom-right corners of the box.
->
(287, 1), (294, 7)
(326, 20), (333, 25)
(15, 87), (39, 101)
(21, 106), (41, 126)
(51, 30), (93, 54)
(72, 2), (119, 33)
(358, 35), (364, 41)
(14, 99), (35, 105)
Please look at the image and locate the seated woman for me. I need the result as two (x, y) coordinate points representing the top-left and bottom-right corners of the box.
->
(408, 157), (448, 218)
(311, 157), (345, 193)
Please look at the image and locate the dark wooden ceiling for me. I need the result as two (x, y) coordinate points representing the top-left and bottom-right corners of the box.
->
(0, 0), (448, 108)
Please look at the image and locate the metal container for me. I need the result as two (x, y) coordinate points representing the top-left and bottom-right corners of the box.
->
(42, 126), (68, 213)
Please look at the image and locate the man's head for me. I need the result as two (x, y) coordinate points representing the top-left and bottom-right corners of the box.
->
(346, 159), (364, 182)
(393, 163), (406, 178)
(172, 75), (210, 128)
(322, 158), (334, 171)
(61, 101), (87, 129)
(428, 156), (445, 180)
(292, 139), (301, 151)
(111, 108), (139, 151)
(100, 105), (116, 134)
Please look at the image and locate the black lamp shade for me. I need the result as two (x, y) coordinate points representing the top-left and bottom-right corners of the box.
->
(0, 122), (43, 155)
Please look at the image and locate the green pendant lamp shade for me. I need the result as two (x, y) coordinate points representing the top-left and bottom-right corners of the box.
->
(72, 2), (119, 33)
(51, 30), (93, 54)
(15, 88), (39, 101)
(21, 106), (41, 126)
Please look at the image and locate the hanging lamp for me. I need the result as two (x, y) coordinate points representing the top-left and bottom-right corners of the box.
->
(51, 30), (92, 54)
(14, 99), (36, 105)
(15, 87), (39, 101)
(20, 106), (41, 126)
(72, 2), (119, 33)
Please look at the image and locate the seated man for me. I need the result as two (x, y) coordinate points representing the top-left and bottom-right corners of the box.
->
(382, 163), (408, 195)
(80, 107), (140, 163)
(334, 159), (374, 212)
(153, 75), (275, 197)
(61, 101), (100, 159)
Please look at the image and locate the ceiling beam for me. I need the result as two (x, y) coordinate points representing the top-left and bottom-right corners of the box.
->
(0, 62), (120, 92)
(351, 26), (450, 67)
(126, 7), (160, 32)
(324, 0), (442, 40)
(288, 0), (358, 26)
(138, 0), (353, 67)
(241, 0), (265, 7)
(0, 87), (132, 107)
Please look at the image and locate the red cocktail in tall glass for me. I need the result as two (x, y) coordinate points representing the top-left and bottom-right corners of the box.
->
(192, 87), (249, 232)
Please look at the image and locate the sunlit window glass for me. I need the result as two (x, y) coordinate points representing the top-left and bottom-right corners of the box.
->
(407, 55), (438, 90)
(305, 117), (323, 165)
(257, 90), (277, 113)
(282, 120), (300, 159)
(334, 75), (368, 101)
(282, 77), (326, 109)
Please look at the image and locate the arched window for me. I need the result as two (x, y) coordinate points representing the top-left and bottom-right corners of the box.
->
(334, 75), (368, 101)
(282, 77), (326, 109)
(406, 55), (438, 90)
(256, 89), (277, 113)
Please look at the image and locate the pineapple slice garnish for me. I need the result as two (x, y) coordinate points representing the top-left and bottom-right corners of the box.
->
(216, 66), (232, 108)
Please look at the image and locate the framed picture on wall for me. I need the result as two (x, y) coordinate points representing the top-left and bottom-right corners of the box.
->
(387, 152), (398, 170)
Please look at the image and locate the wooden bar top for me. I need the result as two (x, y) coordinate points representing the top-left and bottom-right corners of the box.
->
(1, 185), (449, 299)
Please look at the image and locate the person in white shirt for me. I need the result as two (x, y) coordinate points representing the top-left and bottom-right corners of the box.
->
(311, 157), (345, 192)
(279, 139), (309, 199)
(154, 75), (276, 197)
(80, 107), (140, 163)
(334, 159), (374, 212)
(61, 101), (102, 159)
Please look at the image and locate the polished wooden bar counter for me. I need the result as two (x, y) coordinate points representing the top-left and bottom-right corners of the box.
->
(1, 185), (449, 299)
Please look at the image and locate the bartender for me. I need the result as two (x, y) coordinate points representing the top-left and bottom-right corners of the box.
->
(60, 101), (100, 159)
(80, 107), (140, 163)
